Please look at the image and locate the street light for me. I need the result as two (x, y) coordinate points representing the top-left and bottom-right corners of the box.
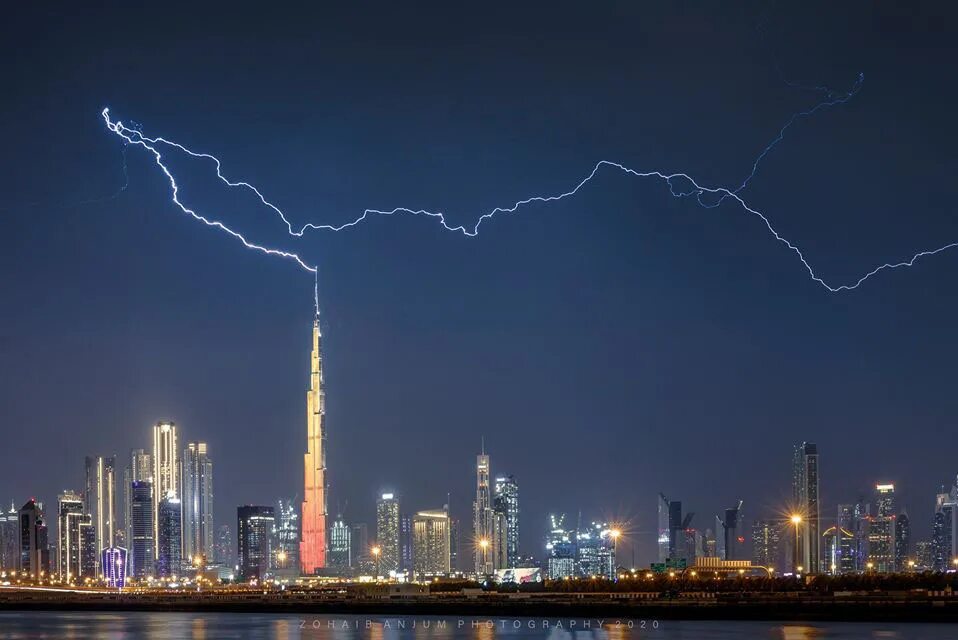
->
(790, 515), (802, 574)
(478, 538), (490, 575)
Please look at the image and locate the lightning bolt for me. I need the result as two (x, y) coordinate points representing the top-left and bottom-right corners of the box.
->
(102, 94), (957, 294)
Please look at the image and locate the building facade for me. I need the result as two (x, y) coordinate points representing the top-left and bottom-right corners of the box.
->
(181, 442), (213, 564)
(238, 505), (275, 581)
(493, 475), (519, 569)
(376, 493), (400, 575)
(124, 449), (152, 549)
(300, 315), (328, 575)
(130, 480), (154, 578)
(84, 454), (118, 571)
(412, 509), (451, 580)
(751, 519), (781, 570)
(152, 421), (178, 558)
(792, 442), (821, 573)
(157, 496), (182, 577)
(473, 451), (493, 574)
(328, 516), (351, 573)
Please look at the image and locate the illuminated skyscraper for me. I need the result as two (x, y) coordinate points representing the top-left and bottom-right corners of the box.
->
(124, 449), (152, 546)
(84, 455), (118, 566)
(0, 504), (18, 571)
(238, 505), (275, 581)
(157, 496), (182, 577)
(181, 442), (213, 564)
(868, 483), (896, 572)
(545, 514), (575, 579)
(473, 448), (493, 574)
(152, 421), (178, 558)
(101, 547), (127, 588)
(751, 519), (781, 570)
(412, 509), (450, 580)
(328, 516), (351, 573)
(493, 475), (519, 568)
(18, 499), (49, 578)
(792, 442), (820, 573)
(274, 498), (299, 574)
(376, 493), (400, 574)
(300, 315), (327, 575)
(130, 480), (154, 578)
(57, 491), (94, 582)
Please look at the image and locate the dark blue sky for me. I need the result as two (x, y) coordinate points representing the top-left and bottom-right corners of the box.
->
(3, 2), (958, 563)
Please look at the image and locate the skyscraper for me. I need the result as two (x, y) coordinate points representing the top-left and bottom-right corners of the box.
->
(412, 509), (450, 580)
(493, 475), (519, 568)
(84, 454), (118, 566)
(152, 421), (178, 558)
(181, 442), (213, 564)
(124, 449), (152, 547)
(18, 499), (49, 578)
(157, 496), (182, 577)
(300, 314), (327, 575)
(214, 524), (233, 567)
(895, 511), (910, 570)
(933, 480), (957, 571)
(328, 516), (351, 573)
(473, 449), (493, 574)
(545, 514), (575, 579)
(238, 505), (275, 581)
(868, 483), (897, 572)
(101, 547), (127, 588)
(720, 501), (744, 561)
(792, 442), (821, 573)
(576, 522), (615, 579)
(274, 499), (299, 574)
(751, 519), (781, 570)
(57, 491), (93, 582)
(376, 493), (400, 575)
(0, 503), (18, 571)
(130, 480), (154, 578)
(350, 522), (368, 569)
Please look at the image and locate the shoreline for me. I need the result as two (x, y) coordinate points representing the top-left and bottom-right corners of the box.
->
(2, 591), (958, 622)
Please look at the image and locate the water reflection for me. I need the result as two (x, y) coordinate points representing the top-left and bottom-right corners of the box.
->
(0, 613), (952, 639)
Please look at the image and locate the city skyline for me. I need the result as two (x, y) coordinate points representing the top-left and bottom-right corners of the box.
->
(5, 2), (958, 569)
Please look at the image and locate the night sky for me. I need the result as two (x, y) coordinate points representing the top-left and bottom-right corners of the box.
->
(3, 2), (958, 564)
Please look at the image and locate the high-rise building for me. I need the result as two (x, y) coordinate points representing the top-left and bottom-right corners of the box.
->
(751, 519), (781, 570)
(576, 522), (615, 579)
(18, 499), (49, 578)
(300, 314), (328, 575)
(238, 505), (275, 581)
(152, 421), (178, 559)
(792, 442), (821, 573)
(932, 479), (957, 572)
(895, 511), (910, 571)
(400, 514), (413, 574)
(376, 493), (400, 575)
(720, 501), (744, 561)
(181, 442), (213, 565)
(493, 476), (519, 568)
(157, 496), (182, 577)
(328, 516), (351, 573)
(350, 522), (368, 568)
(0, 503), (18, 571)
(57, 491), (94, 582)
(545, 514), (575, 579)
(868, 483), (897, 573)
(124, 449), (152, 544)
(84, 455), (118, 567)
(214, 524), (233, 567)
(412, 509), (450, 580)
(915, 540), (934, 571)
(449, 517), (461, 572)
(129, 480), (154, 578)
(101, 547), (127, 588)
(274, 499), (299, 574)
(658, 494), (689, 561)
(473, 449), (493, 575)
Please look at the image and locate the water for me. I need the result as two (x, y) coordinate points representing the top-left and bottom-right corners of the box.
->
(0, 613), (951, 640)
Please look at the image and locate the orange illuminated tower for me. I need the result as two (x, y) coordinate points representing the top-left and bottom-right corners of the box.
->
(300, 313), (327, 574)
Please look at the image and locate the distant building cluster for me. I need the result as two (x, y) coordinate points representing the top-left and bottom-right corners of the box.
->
(6, 322), (958, 589)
